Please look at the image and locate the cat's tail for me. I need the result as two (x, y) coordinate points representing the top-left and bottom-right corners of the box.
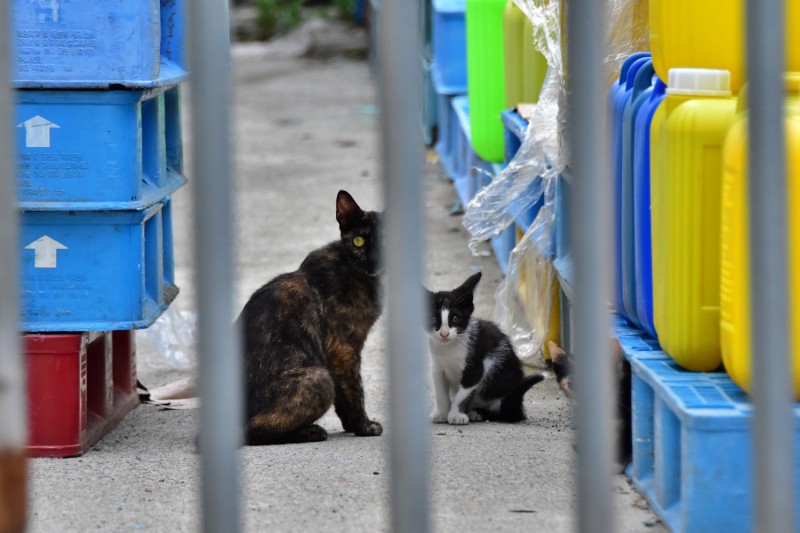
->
(497, 372), (548, 422)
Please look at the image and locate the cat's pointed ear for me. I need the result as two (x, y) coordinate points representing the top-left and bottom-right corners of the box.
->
(456, 272), (482, 294)
(336, 190), (364, 229)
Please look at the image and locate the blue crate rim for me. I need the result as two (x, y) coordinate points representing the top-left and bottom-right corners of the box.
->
(14, 62), (188, 90)
(431, 64), (467, 96)
(17, 170), (187, 212)
(22, 283), (179, 333)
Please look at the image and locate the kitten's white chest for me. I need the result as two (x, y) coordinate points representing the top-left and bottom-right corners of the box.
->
(429, 337), (468, 387)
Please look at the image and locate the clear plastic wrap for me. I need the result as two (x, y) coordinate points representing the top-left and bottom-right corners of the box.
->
(461, 0), (563, 360)
(463, 0), (647, 360)
(136, 304), (197, 370)
(462, 0), (563, 251)
(493, 181), (557, 361)
(605, 0), (650, 86)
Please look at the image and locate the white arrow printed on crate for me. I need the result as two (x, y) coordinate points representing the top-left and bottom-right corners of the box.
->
(25, 236), (67, 269)
(17, 115), (60, 148)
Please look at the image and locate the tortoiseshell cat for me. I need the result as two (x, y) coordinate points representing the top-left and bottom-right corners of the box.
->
(239, 190), (383, 445)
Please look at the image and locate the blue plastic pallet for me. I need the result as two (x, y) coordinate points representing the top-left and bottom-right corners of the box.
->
(20, 196), (178, 332)
(617, 320), (800, 533)
(431, 0), (466, 95)
(12, 0), (186, 88)
(15, 86), (186, 209)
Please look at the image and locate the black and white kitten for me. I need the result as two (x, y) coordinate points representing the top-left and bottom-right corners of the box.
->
(425, 272), (546, 425)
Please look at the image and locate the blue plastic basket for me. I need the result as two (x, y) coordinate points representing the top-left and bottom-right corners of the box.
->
(12, 0), (186, 88)
(431, 0), (466, 95)
(15, 86), (186, 209)
(20, 197), (178, 332)
(500, 109), (544, 233)
(422, 57), (437, 146)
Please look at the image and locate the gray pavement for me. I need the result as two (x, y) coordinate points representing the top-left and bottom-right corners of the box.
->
(26, 46), (666, 532)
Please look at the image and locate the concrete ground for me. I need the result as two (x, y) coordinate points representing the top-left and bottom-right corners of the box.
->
(25, 38), (666, 532)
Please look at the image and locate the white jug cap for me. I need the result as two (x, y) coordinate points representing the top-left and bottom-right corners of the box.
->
(666, 68), (732, 96)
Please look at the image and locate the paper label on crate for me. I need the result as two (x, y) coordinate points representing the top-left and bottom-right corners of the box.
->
(17, 115), (60, 148)
(25, 235), (67, 268)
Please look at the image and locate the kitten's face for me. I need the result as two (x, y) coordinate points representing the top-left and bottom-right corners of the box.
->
(336, 190), (382, 276)
(425, 272), (482, 344)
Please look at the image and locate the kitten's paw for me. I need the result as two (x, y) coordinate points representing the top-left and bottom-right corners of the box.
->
(448, 412), (469, 425)
(430, 411), (449, 424)
(468, 410), (483, 422)
(354, 420), (383, 437)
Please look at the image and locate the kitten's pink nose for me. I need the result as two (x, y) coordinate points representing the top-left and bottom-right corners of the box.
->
(439, 329), (449, 339)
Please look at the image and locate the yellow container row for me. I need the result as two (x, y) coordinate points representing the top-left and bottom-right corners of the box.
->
(648, 1), (800, 397)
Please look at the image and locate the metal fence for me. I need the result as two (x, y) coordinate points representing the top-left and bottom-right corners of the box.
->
(0, 0), (795, 531)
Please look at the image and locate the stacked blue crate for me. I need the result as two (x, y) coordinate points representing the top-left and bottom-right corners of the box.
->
(11, 0), (187, 332)
(421, 1), (437, 145)
(432, 0), (467, 175)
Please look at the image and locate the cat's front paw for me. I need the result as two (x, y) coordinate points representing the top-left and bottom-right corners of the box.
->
(430, 411), (448, 424)
(468, 410), (483, 422)
(354, 420), (383, 437)
(448, 412), (469, 425)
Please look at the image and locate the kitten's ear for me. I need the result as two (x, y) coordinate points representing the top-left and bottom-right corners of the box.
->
(548, 340), (567, 360)
(336, 190), (364, 229)
(456, 271), (482, 294)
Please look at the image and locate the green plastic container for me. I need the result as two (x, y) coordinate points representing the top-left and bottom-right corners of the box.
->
(467, 0), (507, 162)
(502, 1), (525, 108)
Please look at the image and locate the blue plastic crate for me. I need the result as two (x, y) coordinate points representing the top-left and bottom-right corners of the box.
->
(500, 109), (545, 234)
(20, 197), (178, 332)
(15, 86), (186, 209)
(422, 57), (437, 146)
(435, 92), (459, 179)
(12, 0), (186, 88)
(553, 173), (571, 292)
(617, 321), (800, 533)
(431, 0), (466, 95)
(421, 0), (433, 60)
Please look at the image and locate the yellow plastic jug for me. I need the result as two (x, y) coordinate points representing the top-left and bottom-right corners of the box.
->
(651, 69), (737, 371)
(649, 0), (800, 94)
(502, 2), (548, 109)
(720, 76), (800, 397)
(520, 14), (547, 104)
(516, 227), (560, 360)
(502, 1), (525, 108)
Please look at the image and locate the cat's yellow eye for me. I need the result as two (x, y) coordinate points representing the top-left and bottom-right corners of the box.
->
(353, 236), (366, 248)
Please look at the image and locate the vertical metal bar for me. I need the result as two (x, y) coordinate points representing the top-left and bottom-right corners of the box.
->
(564, 0), (615, 531)
(377, 1), (430, 532)
(0, 3), (27, 532)
(745, 0), (796, 531)
(187, 1), (242, 532)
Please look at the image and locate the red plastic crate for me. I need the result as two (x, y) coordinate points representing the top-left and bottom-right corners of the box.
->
(25, 331), (139, 458)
